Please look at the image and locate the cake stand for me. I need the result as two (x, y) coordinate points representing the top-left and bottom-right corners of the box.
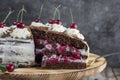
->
(0, 53), (107, 80)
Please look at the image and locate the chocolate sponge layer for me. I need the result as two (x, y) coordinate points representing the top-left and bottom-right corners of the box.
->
(30, 26), (88, 50)
(30, 26), (88, 69)
(42, 62), (86, 69)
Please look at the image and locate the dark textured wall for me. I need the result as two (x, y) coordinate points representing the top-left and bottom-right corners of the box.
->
(0, 0), (120, 67)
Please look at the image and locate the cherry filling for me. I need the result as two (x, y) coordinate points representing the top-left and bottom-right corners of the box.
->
(34, 38), (86, 64)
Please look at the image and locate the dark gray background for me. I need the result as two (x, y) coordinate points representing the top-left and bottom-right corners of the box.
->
(0, 0), (120, 67)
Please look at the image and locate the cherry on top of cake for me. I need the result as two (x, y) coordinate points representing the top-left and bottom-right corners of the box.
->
(48, 19), (62, 25)
(31, 2), (45, 27)
(64, 9), (84, 40)
(31, 4), (62, 26)
(31, 20), (84, 40)
(0, 8), (14, 38)
(10, 26), (31, 39)
(31, 6), (84, 40)
(0, 8), (14, 28)
(30, 4), (66, 33)
(10, 5), (26, 29)
(9, 6), (32, 39)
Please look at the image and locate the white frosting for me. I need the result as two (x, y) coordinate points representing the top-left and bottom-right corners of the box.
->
(10, 25), (17, 28)
(42, 54), (88, 63)
(66, 28), (84, 40)
(31, 22), (46, 27)
(50, 54), (57, 59)
(10, 28), (31, 39)
(45, 23), (52, 27)
(0, 27), (10, 37)
(1, 41), (34, 66)
(49, 24), (66, 32)
(79, 49), (89, 55)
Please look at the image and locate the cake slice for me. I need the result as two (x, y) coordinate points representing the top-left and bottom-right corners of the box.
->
(0, 25), (35, 67)
(30, 21), (89, 69)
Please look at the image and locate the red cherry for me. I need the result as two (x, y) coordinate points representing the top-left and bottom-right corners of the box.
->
(52, 58), (59, 63)
(72, 48), (79, 53)
(75, 48), (79, 53)
(48, 58), (59, 63)
(69, 46), (74, 52)
(49, 20), (55, 24)
(17, 22), (25, 28)
(58, 45), (66, 53)
(64, 59), (68, 62)
(70, 23), (78, 29)
(12, 22), (18, 25)
(35, 39), (40, 44)
(6, 64), (15, 72)
(69, 57), (76, 60)
(3, 22), (6, 26)
(34, 18), (40, 22)
(0, 22), (6, 28)
(55, 20), (62, 24)
(45, 44), (52, 50)
(62, 56), (68, 63)
(72, 52), (81, 59)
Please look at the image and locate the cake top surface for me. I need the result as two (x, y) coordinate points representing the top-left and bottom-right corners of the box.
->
(10, 27), (31, 39)
(31, 22), (84, 40)
(10, 25), (17, 28)
(31, 22), (46, 27)
(0, 26), (32, 39)
(65, 28), (84, 40)
(0, 27), (10, 37)
(46, 23), (67, 32)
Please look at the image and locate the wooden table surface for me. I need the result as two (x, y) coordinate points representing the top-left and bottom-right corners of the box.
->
(82, 67), (120, 80)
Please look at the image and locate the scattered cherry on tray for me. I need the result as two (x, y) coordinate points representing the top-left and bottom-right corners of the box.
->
(6, 64), (15, 72)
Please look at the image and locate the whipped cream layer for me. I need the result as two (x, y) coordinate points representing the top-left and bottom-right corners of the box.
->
(10, 28), (31, 39)
(66, 28), (84, 40)
(0, 27), (10, 37)
(10, 25), (17, 28)
(42, 54), (87, 64)
(31, 22), (46, 27)
(48, 24), (66, 32)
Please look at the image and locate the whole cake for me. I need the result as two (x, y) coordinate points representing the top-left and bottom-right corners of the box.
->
(30, 20), (89, 69)
(0, 24), (35, 67)
(0, 5), (90, 71)
(0, 21), (89, 69)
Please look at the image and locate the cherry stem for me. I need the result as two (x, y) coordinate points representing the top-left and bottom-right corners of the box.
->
(70, 8), (74, 23)
(38, 0), (47, 19)
(16, 8), (21, 22)
(57, 9), (60, 20)
(20, 5), (26, 22)
(3, 8), (14, 23)
(38, 3), (44, 19)
(17, 5), (26, 22)
(52, 4), (61, 20)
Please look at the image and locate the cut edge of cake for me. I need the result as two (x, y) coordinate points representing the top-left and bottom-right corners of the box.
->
(30, 22), (90, 69)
